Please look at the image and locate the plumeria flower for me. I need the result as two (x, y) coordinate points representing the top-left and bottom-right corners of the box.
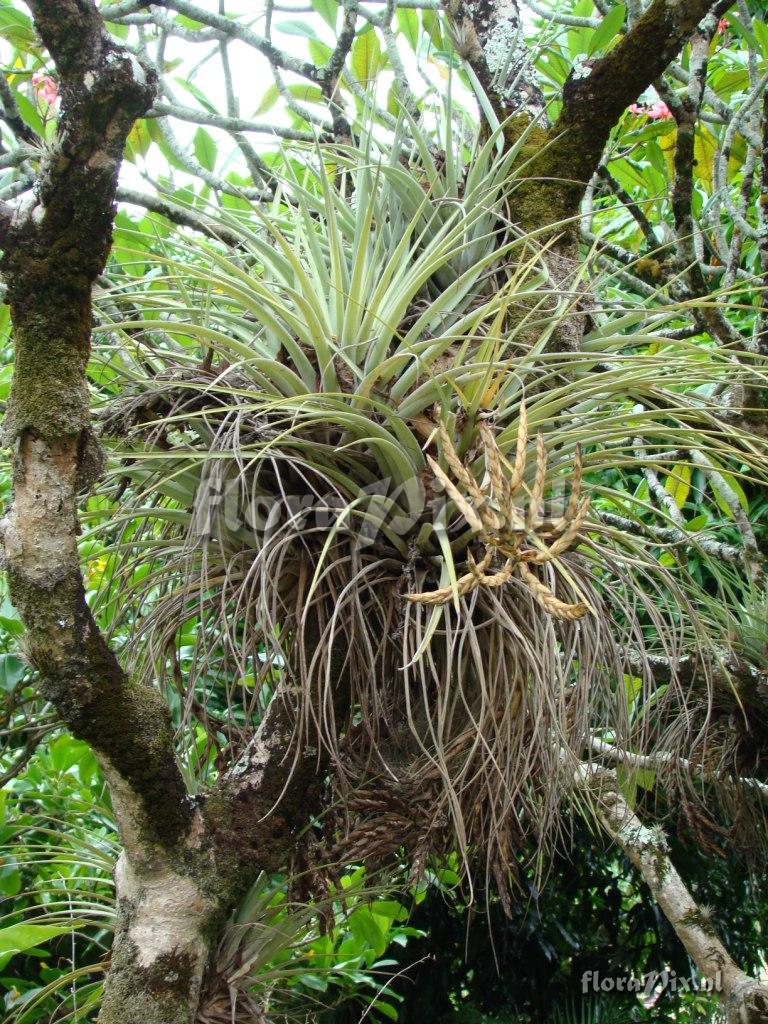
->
(32, 72), (58, 106)
(647, 101), (672, 120)
(627, 100), (672, 121)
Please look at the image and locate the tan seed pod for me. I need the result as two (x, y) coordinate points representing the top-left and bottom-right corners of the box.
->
(547, 497), (591, 557)
(478, 558), (515, 588)
(438, 422), (484, 504)
(549, 443), (585, 534)
(527, 432), (548, 530)
(427, 456), (485, 533)
(517, 563), (589, 620)
(478, 421), (506, 506)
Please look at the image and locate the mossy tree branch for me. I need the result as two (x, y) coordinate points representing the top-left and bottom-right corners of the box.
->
(0, 13), (349, 1004)
(0, 6), (235, 1020)
(578, 763), (768, 1024)
(521, 0), (731, 228)
(0, 0), (191, 861)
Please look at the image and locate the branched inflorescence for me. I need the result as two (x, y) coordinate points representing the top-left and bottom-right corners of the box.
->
(407, 405), (591, 619)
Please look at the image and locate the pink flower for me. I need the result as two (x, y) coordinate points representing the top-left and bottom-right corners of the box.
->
(647, 101), (672, 120)
(627, 100), (673, 122)
(32, 72), (58, 106)
(717, 18), (729, 33)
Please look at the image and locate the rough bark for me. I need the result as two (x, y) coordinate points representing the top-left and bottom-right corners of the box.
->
(579, 764), (768, 1024)
(0, 6), (192, 855)
(445, 0), (545, 121)
(521, 0), (726, 230)
(0, 6), (218, 1021)
(98, 847), (213, 1024)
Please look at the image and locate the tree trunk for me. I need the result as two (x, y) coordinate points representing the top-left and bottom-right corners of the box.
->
(99, 856), (212, 1024)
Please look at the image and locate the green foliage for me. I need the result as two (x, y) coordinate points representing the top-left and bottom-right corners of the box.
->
(0, 734), (114, 1023)
(385, 822), (766, 1023)
(0, 734), (420, 1023)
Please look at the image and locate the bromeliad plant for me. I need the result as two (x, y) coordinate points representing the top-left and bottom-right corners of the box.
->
(93, 112), (768, 895)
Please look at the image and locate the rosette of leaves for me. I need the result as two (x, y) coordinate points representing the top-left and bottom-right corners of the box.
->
(92, 112), (768, 891)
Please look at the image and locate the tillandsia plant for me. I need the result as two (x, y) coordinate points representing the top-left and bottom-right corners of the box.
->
(93, 112), (768, 904)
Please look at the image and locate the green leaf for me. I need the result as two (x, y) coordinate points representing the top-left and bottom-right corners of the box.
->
(726, 13), (760, 50)
(0, 8), (37, 48)
(616, 764), (638, 809)
(664, 463), (691, 509)
(370, 900), (408, 923)
(352, 26), (382, 83)
(568, 0), (595, 58)
(754, 16), (768, 57)
(193, 127), (217, 172)
(686, 512), (709, 531)
(254, 83), (280, 117)
(348, 909), (386, 955)
(387, 83), (401, 118)
(308, 37), (333, 66)
(298, 973), (329, 992)
(48, 735), (95, 774)
(711, 67), (749, 98)
(0, 653), (27, 692)
(0, 858), (21, 898)
(11, 91), (44, 138)
(372, 1000), (400, 1020)
(421, 10), (443, 49)
(125, 119), (152, 161)
(174, 78), (218, 114)
(287, 83), (324, 104)
(311, 0), (338, 30)
(0, 924), (82, 972)
(693, 126), (717, 190)
(588, 4), (626, 54)
(645, 137), (671, 180)
(709, 473), (749, 519)
(277, 19), (319, 38)
(395, 7), (419, 50)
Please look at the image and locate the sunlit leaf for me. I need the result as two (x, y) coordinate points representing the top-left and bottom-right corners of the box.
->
(664, 464), (692, 509)
(193, 127), (217, 172)
(588, 4), (626, 55)
(311, 0), (338, 29)
(395, 7), (419, 50)
(352, 25), (382, 82)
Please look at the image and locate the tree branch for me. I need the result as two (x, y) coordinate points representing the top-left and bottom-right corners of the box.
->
(522, 0), (728, 227)
(0, 0), (191, 860)
(162, 0), (320, 80)
(0, 73), (41, 146)
(445, 0), (545, 121)
(116, 186), (250, 246)
(579, 762), (768, 1024)
(148, 100), (316, 141)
